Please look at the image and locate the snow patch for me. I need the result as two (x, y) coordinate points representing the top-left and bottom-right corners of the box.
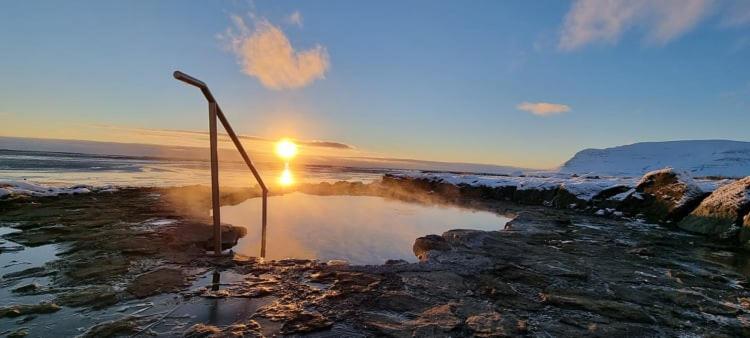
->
(395, 172), (636, 201)
(0, 180), (114, 199)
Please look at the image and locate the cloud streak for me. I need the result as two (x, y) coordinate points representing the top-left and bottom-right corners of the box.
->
(559, 0), (714, 50)
(221, 15), (329, 90)
(91, 125), (354, 150)
(517, 102), (571, 116)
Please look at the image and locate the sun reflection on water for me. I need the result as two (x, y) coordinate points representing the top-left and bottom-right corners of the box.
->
(279, 165), (294, 186)
(276, 138), (298, 187)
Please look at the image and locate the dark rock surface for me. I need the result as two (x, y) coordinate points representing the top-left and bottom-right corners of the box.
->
(2, 184), (750, 336)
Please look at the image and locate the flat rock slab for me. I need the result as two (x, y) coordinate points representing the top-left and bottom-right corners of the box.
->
(126, 268), (188, 298)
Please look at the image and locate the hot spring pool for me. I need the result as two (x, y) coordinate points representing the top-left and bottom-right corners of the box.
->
(220, 192), (510, 265)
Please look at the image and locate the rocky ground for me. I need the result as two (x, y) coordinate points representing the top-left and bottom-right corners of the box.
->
(1, 181), (750, 337)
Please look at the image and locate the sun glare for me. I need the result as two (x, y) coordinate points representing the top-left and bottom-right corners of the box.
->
(279, 167), (294, 186)
(275, 139), (298, 160)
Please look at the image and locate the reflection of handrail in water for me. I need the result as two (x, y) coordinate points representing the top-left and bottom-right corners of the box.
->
(173, 71), (269, 258)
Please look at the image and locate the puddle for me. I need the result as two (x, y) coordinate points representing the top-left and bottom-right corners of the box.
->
(220, 192), (510, 265)
(1, 228), (61, 277)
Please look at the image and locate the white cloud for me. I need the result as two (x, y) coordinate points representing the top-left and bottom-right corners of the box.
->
(559, 0), (714, 50)
(220, 15), (329, 90)
(517, 102), (571, 116)
(286, 11), (303, 27)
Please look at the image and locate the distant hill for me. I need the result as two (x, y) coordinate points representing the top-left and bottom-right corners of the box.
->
(560, 140), (750, 178)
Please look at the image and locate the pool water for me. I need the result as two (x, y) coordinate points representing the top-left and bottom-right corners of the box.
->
(220, 192), (510, 265)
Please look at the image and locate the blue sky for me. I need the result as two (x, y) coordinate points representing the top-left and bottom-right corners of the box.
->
(1, 0), (749, 168)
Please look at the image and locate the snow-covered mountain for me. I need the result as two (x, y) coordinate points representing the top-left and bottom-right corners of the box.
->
(560, 140), (750, 178)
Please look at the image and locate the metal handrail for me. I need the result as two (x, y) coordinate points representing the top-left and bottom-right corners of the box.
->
(174, 70), (269, 258)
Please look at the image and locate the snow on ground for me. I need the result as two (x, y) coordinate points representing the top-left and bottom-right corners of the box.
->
(0, 179), (117, 199)
(560, 140), (750, 178)
(394, 171), (727, 202)
(395, 172), (635, 200)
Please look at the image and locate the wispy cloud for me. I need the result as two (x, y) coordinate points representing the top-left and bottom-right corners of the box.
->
(220, 14), (329, 90)
(517, 102), (571, 116)
(286, 11), (303, 27)
(559, 0), (714, 50)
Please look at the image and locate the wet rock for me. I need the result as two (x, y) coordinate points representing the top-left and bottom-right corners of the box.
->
(679, 177), (750, 242)
(372, 291), (432, 313)
(551, 188), (587, 209)
(413, 234), (450, 261)
(326, 259), (349, 266)
(16, 315), (36, 324)
(11, 283), (41, 294)
(308, 270), (380, 293)
(360, 312), (411, 337)
(465, 312), (521, 337)
(183, 323), (262, 337)
(255, 301), (332, 335)
(400, 271), (469, 299)
(80, 316), (141, 338)
(66, 257), (130, 282)
(280, 311), (333, 334)
(330, 271), (381, 293)
(2, 267), (47, 279)
(0, 302), (60, 318)
(55, 285), (119, 309)
(408, 304), (462, 336)
(170, 222), (248, 252)
(626, 247), (655, 257)
(476, 274), (542, 311)
(512, 188), (558, 206)
(621, 168), (707, 223)
(184, 323), (221, 337)
(7, 328), (29, 338)
(126, 268), (187, 298)
(384, 259), (408, 265)
(541, 291), (655, 323)
(0, 244), (24, 253)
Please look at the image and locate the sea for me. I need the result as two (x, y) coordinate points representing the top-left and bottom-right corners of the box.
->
(0, 149), (403, 188)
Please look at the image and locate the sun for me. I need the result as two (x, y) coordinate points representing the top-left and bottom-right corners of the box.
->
(275, 139), (298, 160)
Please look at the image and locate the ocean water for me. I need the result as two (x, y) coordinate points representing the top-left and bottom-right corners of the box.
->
(0, 149), (401, 187)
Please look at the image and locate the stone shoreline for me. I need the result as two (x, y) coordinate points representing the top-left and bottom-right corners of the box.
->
(1, 181), (750, 336)
(386, 168), (750, 249)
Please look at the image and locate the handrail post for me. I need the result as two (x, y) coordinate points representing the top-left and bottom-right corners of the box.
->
(174, 70), (269, 259)
(209, 101), (222, 254)
(261, 190), (268, 257)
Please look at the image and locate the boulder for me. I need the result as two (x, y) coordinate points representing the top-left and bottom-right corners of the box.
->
(413, 234), (451, 261)
(678, 177), (750, 243)
(620, 168), (707, 223)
